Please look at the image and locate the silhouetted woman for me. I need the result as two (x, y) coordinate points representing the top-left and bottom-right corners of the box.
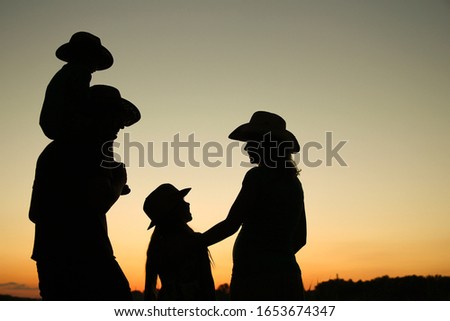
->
(144, 184), (215, 300)
(202, 111), (307, 300)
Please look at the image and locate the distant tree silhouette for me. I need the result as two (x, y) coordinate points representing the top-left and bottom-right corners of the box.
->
(215, 283), (231, 300)
(131, 290), (145, 301)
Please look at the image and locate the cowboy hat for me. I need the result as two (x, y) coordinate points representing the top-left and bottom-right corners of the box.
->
(88, 85), (141, 127)
(55, 31), (113, 70)
(229, 111), (300, 153)
(143, 184), (191, 229)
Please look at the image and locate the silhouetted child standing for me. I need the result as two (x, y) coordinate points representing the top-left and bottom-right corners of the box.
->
(40, 31), (113, 140)
(143, 184), (215, 300)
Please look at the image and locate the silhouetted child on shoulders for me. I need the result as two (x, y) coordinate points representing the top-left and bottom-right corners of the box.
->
(39, 33), (134, 194)
(40, 31), (113, 140)
(143, 184), (215, 300)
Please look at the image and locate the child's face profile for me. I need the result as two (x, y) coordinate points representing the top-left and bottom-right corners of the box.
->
(175, 199), (192, 223)
(68, 55), (98, 73)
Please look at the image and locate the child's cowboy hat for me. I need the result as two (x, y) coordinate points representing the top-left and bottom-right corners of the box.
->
(229, 111), (300, 153)
(143, 184), (191, 229)
(55, 31), (113, 70)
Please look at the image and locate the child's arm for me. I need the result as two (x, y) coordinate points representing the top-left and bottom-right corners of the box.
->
(83, 165), (127, 214)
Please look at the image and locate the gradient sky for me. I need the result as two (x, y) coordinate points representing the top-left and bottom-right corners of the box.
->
(1, 0), (449, 298)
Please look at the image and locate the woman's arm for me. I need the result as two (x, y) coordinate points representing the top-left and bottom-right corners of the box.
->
(292, 196), (307, 253)
(201, 215), (241, 247)
(202, 170), (259, 246)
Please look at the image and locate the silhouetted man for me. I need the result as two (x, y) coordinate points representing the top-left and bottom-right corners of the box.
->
(29, 85), (140, 300)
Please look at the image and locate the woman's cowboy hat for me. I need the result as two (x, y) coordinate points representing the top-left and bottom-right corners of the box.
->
(55, 31), (113, 70)
(143, 184), (191, 229)
(88, 85), (141, 127)
(229, 111), (300, 153)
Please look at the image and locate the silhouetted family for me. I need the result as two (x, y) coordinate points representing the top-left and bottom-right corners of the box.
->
(29, 32), (307, 301)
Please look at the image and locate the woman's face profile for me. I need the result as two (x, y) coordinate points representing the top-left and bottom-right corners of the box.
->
(244, 141), (262, 164)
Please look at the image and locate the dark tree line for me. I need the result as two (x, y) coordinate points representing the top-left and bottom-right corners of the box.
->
(2, 275), (449, 300)
(213, 275), (450, 301)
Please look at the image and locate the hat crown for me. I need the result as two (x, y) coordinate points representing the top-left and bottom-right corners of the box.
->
(69, 31), (102, 48)
(147, 184), (180, 205)
(228, 111), (300, 153)
(88, 85), (123, 117)
(249, 111), (287, 131)
(87, 85), (141, 127)
(89, 85), (121, 105)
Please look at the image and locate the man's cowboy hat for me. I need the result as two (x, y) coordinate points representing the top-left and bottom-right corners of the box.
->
(229, 111), (300, 153)
(55, 31), (113, 70)
(88, 85), (141, 127)
(143, 184), (191, 229)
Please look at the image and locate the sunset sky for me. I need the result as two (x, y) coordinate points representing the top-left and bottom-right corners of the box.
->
(1, 0), (449, 299)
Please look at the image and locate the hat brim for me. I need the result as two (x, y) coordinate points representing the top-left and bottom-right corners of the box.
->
(55, 43), (114, 70)
(229, 123), (300, 153)
(121, 98), (141, 127)
(147, 187), (191, 230)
